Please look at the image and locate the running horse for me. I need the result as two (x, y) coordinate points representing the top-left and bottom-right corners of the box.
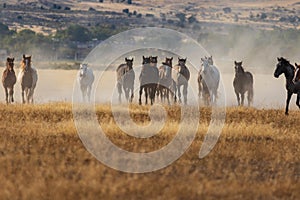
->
(18, 55), (38, 104)
(157, 57), (176, 104)
(116, 57), (135, 103)
(198, 56), (213, 105)
(172, 58), (190, 105)
(274, 57), (300, 115)
(233, 61), (254, 106)
(139, 56), (159, 105)
(2, 57), (17, 104)
(200, 57), (220, 105)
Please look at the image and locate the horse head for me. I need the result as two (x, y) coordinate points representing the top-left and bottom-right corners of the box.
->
(22, 55), (32, 72)
(6, 57), (14, 71)
(150, 56), (158, 67)
(79, 63), (88, 78)
(274, 57), (293, 78)
(234, 61), (245, 74)
(163, 57), (173, 68)
(125, 57), (134, 70)
(142, 56), (151, 65)
(178, 57), (187, 68)
(207, 56), (213, 65)
(201, 57), (210, 73)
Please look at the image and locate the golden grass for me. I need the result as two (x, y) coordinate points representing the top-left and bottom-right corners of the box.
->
(0, 103), (299, 199)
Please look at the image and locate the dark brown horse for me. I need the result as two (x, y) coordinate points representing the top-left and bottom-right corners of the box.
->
(2, 57), (16, 104)
(116, 57), (135, 103)
(139, 56), (159, 105)
(18, 55), (38, 104)
(274, 57), (300, 115)
(233, 61), (254, 106)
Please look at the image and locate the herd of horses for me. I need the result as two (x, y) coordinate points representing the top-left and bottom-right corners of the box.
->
(115, 55), (252, 106)
(1, 55), (300, 115)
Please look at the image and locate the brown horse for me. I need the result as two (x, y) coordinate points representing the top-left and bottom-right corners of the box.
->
(18, 55), (38, 104)
(157, 57), (176, 104)
(116, 57), (135, 103)
(2, 57), (17, 104)
(233, 61), (254, 106)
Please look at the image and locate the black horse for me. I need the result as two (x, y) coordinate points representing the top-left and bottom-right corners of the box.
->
(139, 56), (159, 105)
(233, 61), (254, 106)
(274, 57), (300, 115)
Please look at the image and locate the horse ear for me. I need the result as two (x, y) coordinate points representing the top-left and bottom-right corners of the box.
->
(240, 61), (243, 65)
(170, 57), (173, 61)
(7, 57), (9, 62)
(296, 63), (298, 67)
(277, 57), (280, 62)
(12, 58), (14, 62)
(23, 54), (26, 59)
(234, 61), (237, 65)
(143, 56), (145, 59)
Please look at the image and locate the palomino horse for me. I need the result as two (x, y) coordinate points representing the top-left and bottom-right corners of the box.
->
(139, 56), (159, 105)
(116, 57), (135, 103)
(157, 57), (176, 104)
(172, 58), (190, 105)
(77, 63), (94, 102)
(274, 57), (300, 115)
(198, 56), (213, 105)
(233, 61), (254, 106)
(2, 57), (16, 104)
(18, 55), (38, 104)
(200, 57), (220, 105)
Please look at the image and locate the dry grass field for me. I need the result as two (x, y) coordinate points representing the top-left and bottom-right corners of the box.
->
(0, 103), (299, 199)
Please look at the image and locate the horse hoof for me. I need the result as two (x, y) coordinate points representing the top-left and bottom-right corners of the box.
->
(285, 112), (289, 116)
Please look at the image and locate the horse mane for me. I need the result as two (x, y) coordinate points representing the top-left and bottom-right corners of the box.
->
(280, 57), (295, 70)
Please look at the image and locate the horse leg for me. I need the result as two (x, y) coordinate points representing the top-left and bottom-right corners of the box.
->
(296, 92), (300, 109)
(139, 86), (143, 105)
(9, 87), (13, 103)
(166, 88), (170, 105)
(87, 85), (92, 102)
(235, 91), (240, 106)
(11, 87), (14, 103)
(241, 92), (245, 106)
(183, 84), (188, 105)
(144, 87), (148, 105)
(178, 85), (182, 103)
(130, 86), (134, 103)
(285, 92), (292, 115)
(117, 82), (122, 103)
(21, 86), (25, 104)
(4, 87), (8, 104)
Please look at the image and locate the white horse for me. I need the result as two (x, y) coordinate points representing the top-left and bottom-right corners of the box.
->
(18, 55), (38, 104)
(77, 63), (94, 102)
(172, 58), (190, 104)
(200, 57), (220, 104)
